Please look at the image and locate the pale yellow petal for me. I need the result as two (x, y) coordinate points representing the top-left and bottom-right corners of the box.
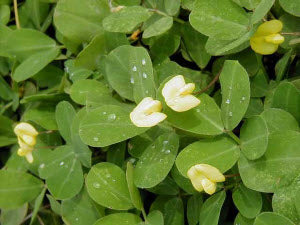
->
(254, 20), (283, 37)
(179, 83), (195, 95)
(195, 164), (225, 182)
(162, 75), (186, 100)
(14, 122), (38, 137)
(187, 166), (205, 192)
(264, 34), (284, 44)
(250, 36), (278, 55)
(25, 152), (34, 163)
(130, 111), (167, 127)
(166, 95), (200, 112)
(201, 178), (217, 195)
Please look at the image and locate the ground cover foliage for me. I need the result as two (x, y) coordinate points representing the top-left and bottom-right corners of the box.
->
(0, 0), (300, 224)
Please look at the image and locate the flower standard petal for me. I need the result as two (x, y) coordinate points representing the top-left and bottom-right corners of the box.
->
(195, 164), (226, 183)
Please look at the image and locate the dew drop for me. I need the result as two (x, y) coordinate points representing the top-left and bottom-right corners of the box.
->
(130, 77), (135, 84)
(59, 161), (64, 166)
(93, 137), (99, 142)
(102, 112), (107, 115)
(106, 174), (111, 178)
(75, 218), (79, 221)
(225, 99), (230, 104)
(112, 179), (116, 182)
(93, 182), (100, 188)
(229, 111), (233, 117)
(241, 96), (246, 101)
(165, 150), (171, 154)
(108, 114), (116, 121)
(196, 109), (201, 113)
(142, 59), (146, 65)
(39, 163), (45, 169)
(163, 140), (168, 145)
(132, 66), (137, 71)
(142, 72), (147, 78)
(145, 90), (149, 94)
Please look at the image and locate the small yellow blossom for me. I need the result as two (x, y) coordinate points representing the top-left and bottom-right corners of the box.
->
(187, 164), (225, 195)
(162, 75), (200, 112)
(130, 97), (167, 127)
(250, 20), (285, 55)
(14, 122), (38, 163)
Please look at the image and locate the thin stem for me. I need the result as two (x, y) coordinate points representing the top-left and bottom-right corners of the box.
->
(225, 173), (240, 178)
(0, 101), (13, 114)
(281, 32), (300, 36)
(226, 131), (241, 145)
(141, 207), (148, 223)
(37, 215), (45, 225)
(148, 8), (185, 24)
(13, 0), (20, 29)
(38, 130), (54, 134)
(194, 69), (222, 95)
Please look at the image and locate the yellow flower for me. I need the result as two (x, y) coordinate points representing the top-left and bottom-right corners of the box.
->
(250, 20), (285, 55)
(187, 164), (225, 195)
(162, 75), (200, 112)
(130, 97), (167, 127)
(14, 122), (38, 163)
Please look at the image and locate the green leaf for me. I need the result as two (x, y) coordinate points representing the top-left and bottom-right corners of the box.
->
(0, 204), (28, 225)
(46, 194), (61, 215)
(23, 103), (57, 130)
(54, 0), (110, 43)
(134, 133), (179, 188)
(280, 14), (300, 49)
(0, 75), (14, 100)
(279, 0), (300, 17)
(275, 49), (292, 81)
(269, 82), (300, 122)
(86, 162), (133, 210)
(61, 188), (102, 225)
(106, 45), (156, 103)
(190, 0), (249, 40)
(260, 108), (299, 133)
(107, 142), (126, 167)
(200, 191), (226, 225)
(171, 166), (196, 194)
(13, 47), (60, 82)
(30, 187), (46, 225)
(220, 60), (250, 130)
(250, 69), (268, 97)
(143, 15), (173, 39)
(251, 0), (275, 24)
(205, 30), (252, 56)
(161, 92), (224, 136)
(181, 22), (211, 69)
(103, 6), (152, 33)
(240, 115), (269, 160)
(164, 0), (180, 15)
(146, 176), (179, 195)
(176, 135), (240, 177)
(79, 105), (147, 147)
(147, 210), (164, 225)
(272, 175), (300, 224)
(254, 212), (295, 225)
(0, 5), (9, 25)
(0, 170), (44, 209)
(187, 194), (203, 225)
(71, 109), (92, 168)
(3, 29), (57, 61)
(244, 98), (264, 118)
(0, 115), (16, 147)
(164, 197), (184, 225)
(232, 0), (261, 10)
(233, 183), (262, 218)
(70, 79), (111, 105)
(94, 213), (142, 225)
(239, 131), (300, 193)
(38, 145), (84, 199)
(55, 101), (76, 143)
(75, 32), (128, 70)
(126, 162), (143, 210)
(234, 213), (255, 225)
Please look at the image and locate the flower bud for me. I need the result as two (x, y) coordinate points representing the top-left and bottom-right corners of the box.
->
(130, 97), (167, 127)
(162, 75), (200, 112)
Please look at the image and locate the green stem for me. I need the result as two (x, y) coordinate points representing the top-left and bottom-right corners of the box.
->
(13, 0), (20, 29)
(141, 207), (148, 223)
(281, 32), (300, 36)
(226, 131), (241, 145)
